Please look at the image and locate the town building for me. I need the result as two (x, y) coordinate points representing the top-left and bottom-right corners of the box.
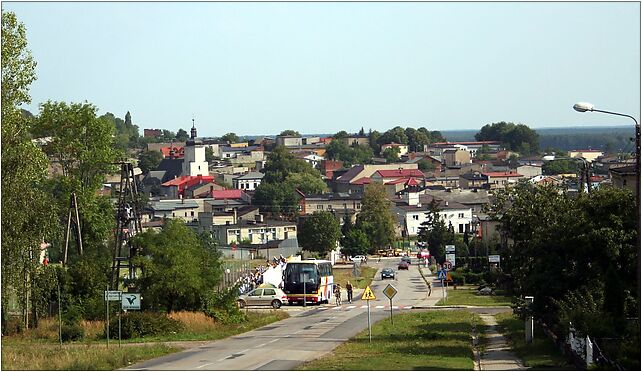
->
(232, 172), (264, 191)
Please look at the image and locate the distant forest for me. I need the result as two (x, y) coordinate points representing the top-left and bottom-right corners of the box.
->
(442, 126), (636, 153)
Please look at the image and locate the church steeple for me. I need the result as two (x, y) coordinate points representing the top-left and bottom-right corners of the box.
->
(190, 118), (197, 139)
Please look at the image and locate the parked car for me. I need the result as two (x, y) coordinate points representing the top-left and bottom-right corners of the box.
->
(237, 286), (288, 309)
(350, 255), (367, 264)
(381, 268), (395, 280)
(401, 256), (412, 265)
(398, 261), (409, 270)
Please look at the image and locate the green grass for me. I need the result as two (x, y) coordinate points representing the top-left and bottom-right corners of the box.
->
(435, 286), (513, 307)
(333, 266), (377, 289)
(297, 310), (480, 370)
(1, 343), (177, 370)
(494, 311), (574, 370)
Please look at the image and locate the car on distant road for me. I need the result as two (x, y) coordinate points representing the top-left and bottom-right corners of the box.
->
(237, 286), (288, 309)
(401, 256), (412, 265)
(350, 255), (367, 264)
(397, 261), (409, 270)
(381, 268), (395, 280)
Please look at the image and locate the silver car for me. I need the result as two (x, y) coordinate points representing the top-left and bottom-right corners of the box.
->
(237, 287), (288, 309)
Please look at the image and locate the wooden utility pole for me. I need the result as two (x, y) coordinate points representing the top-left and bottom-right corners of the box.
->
(63, 192), (83, 265)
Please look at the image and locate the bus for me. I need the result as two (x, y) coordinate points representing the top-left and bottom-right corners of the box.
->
(282, 260), (333, 305)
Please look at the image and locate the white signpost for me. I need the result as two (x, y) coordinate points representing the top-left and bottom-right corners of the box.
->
(445, 245), (455, 253)
(489, 255), (501, 263)
(445, 253), (456, 267)
(104, 290), (122, 301)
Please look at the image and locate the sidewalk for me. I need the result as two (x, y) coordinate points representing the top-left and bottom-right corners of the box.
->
(478, 313), (526, 370)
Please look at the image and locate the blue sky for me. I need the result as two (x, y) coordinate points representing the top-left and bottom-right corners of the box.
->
(4, 1), (640, 137)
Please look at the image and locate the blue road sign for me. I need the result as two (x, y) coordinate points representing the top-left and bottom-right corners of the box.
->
(437, 270), (446, 279)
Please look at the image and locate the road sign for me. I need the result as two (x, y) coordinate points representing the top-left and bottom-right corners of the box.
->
(445, 245), (455, 253)
(383, 284), (398, 300)
(443, 261), (453, 270)
(121, 293), (141, 310)
(361, 285), (376, 300)
(489, 255), (501, 263)
(445, 253), (456, 267)
(446, 272), (453, 282)
(437, 270), (446, 279)
(104, 290), (122, 301)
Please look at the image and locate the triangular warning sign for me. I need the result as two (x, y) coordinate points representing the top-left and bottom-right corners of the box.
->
(361, 285), (376, 300)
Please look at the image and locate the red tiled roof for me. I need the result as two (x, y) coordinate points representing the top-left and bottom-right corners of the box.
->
(483, 172), (522, 177)
(211, 189), (244, 199)
(376, 169), (424, 178)
(385, 177), (420, 186)
(160, 146), (184, 158)
(351, 177), (373, 185)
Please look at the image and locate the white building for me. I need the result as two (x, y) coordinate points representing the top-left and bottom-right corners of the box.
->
(392, 190), (473, 236)
(232, 172), (265, 191)
(183, 121), (209, 177)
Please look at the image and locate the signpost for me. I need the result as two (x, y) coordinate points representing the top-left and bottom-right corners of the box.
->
(443, 260), (453, 271)
(383, 284), (398, 324)
(437, 270), (447, 303)
(362, 286), (376, 342)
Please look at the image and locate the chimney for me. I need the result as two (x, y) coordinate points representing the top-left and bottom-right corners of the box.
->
(445, 201), (449, 207)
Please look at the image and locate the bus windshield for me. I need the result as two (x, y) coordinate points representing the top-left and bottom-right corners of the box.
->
(284, 263), (318, 284)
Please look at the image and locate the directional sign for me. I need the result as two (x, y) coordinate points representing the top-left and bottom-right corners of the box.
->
(121, 293), (141, 310)
(104, 290), (122, 301)
(488, 255), (501, 263)
(445, 245), (455, 253)
(361, 285), (376, 300)
(444, 261), (453, 270)
(446, 254), (456, 267)
(383, 284), (398, 300)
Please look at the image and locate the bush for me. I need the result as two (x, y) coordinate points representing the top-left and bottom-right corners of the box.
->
(108, 311), (183, 339)
(61, 322), (84, 341)
(204, 286), (247, 324)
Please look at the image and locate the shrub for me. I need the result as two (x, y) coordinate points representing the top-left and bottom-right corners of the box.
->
(61, 322), (84, 341)
(108, 311), (183, 339)
(204, 286), (247, 324)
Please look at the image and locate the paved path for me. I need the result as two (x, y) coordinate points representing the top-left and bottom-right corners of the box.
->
(478, 313), (526, 370)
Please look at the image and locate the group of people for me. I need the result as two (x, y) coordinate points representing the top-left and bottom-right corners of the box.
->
(333, 281), (354, 304)
(236, 265), (269, 294)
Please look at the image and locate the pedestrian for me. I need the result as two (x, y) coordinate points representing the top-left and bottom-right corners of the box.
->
(346, 281), (353, 303)
(427, 281), (432, 296)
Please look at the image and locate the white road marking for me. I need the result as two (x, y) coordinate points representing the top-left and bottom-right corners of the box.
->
(404, 306), (413, 309)
(256, 343), (267, 348)
(347, 305), (356, 309)
(267, 338), (279, 344)
(196, 363), (213, 369)
(392, 306), (399, 309)
(375, 305), (384, 309)
(360, 305), (367, 308)
(332, 306), (341, 310)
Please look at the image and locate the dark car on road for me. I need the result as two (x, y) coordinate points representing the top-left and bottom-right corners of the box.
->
(381, 268), (395, 280)
(401, 256), (412, 265)
(398, 261), (409, 270)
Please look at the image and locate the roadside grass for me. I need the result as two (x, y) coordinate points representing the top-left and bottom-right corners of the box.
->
(125, 311), (289, 342)
(1, 343), (177, 370)
(494, 311), (574, 370)
(297, 310), (479, 370)
(435, 286), (513, 307)
(333, 266), (377, 289)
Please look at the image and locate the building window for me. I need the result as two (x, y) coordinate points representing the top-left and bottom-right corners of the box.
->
(191, 211), (195, 217)
(458, 213), (464, 218)
(412, 215), (419, 220)
(327, 205), (333, 211)
(623, 179), (627, 186)
(356, 203), (361, 209)
(317, 205), (324, 210)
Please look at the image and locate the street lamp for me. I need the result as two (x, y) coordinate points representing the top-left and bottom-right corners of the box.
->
(573, 101), (641, 296)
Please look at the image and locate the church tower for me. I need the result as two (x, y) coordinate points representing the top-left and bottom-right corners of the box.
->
(182, 119), (208, 177)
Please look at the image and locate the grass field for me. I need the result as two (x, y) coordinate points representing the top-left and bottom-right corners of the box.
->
(297, 310), (480, 370)
(1, 310), (289, 370)
(435, 286), (513, 307)
(1, 343), (177, 370)
(333, 266), (377, 289)
(494, 311), (574, 370)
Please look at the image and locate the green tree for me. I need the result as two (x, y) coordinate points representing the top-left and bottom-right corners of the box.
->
(368, 129), (381, 154)
(176, 128), (189, 141)
(33, 101), (121, 259)
(355, 183), (396, 250)
(221, 132), (238, 143)
(377, 126), (408, 147)
(340, 229), (370, 258)
(325, 140), (374, 167)
(205, 146), (215, 163)
(382, 146), (400, 163)
(1, 11), (57, 331)
(298, 212), (341, 255)
(333, 130), (349, 139)
(138, 149), (163, 174)
(406, 127), (431, 152)
(418, 158), (436, 172)
(417, 199), (451, 263)
(133, 219), (222, 312)
(417, 127), (445, 143)
(283, 172), (327, 194)
(100, 112), (139, 151)
(542, 159), (581, 175)
(475, 122), (539, 154)
(159, 129), (176, 142)
(279, 129), (300, 137)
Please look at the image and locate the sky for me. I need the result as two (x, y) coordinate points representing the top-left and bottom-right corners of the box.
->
(3, 1), (640, 137)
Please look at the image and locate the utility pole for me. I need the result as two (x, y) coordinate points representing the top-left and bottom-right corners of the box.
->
(63, 192), (83, 266)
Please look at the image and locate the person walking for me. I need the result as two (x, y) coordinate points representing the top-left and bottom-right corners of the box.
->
(334, 283), (342, 306)
(346, 281), (353, 303)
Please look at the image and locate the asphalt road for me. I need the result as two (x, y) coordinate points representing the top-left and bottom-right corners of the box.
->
(124, 257), (429, 371)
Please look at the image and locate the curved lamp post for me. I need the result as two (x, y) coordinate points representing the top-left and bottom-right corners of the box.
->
(573, 101), (640, 296)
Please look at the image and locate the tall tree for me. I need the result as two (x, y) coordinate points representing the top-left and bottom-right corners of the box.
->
(176, 128), (189, 141)
(221, 132), (239, 144)
(279, 129), (300, 137)
(475, 121), (539, 154)
(417, 199), (450, 263)
(133, 220), (222, 312)
(355, 183), (396, 250)
(377, 126), (408, 146)
(1, 11), (57, 331)
(299, 212), (341, 256)
(340, 228), (370, 258)
(382, 146), (400, 163)
(138, 149), (163, 174)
